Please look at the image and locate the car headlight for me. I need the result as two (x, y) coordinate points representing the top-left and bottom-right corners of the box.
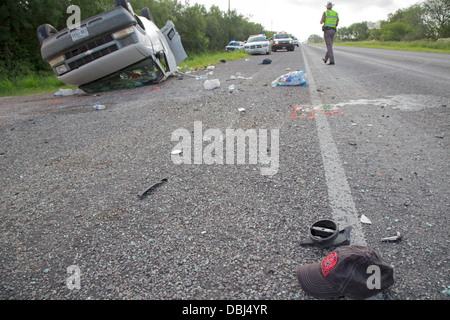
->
(55, 64), (69, 75)
(48, 55), (65, 67)
(112, 27), (135, 39)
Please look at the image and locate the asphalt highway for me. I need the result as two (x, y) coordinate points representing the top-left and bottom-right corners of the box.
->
(0, 45), (448, 303)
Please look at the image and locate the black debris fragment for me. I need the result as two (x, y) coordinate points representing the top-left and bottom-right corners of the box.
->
(138, 178), (168, 200)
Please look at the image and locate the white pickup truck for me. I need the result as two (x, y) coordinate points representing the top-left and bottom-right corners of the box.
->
(37, 0), (187, 93)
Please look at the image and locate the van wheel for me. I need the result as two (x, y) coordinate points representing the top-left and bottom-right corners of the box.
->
(36, 24), (58, 46)
(115, 0), (134, 14)
(141, 8), (154, 21)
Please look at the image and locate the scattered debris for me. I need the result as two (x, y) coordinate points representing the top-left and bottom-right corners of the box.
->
(238, 108), (246, 112)
(271, 70), (307, 87)
(54, 88), (84, 96)
(260, 59), (272, 65)
(93, 104), (106, 110)
(228, 73), (253, 81)
(175, 71), (200, 79)
(360, 214), (372, 224)
(381, 231), (402, 242)
(138, 178), (168, 200)
(300, 219), (352, 248)
(171, 149), (182, 155)
(204, 79), (220, 90)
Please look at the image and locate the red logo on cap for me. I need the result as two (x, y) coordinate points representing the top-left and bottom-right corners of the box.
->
(321, 252), (338, 276)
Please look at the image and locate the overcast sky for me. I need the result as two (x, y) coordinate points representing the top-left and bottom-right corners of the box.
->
(191, 0), (425, 41)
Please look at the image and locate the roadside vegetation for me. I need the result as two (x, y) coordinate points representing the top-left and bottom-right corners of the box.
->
(335, 40), (450, 53)
(179, 50), (250, 71)
(307, 0), (449, 52)
(0, 72), (76, 97)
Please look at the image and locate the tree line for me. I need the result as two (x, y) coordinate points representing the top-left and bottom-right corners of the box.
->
(0, 0), (265, 78)
(308, 0), (449, 43)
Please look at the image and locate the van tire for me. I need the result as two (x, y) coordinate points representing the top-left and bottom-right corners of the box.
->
(37, 24), (58, 46)
(115, 0), (133, 14)
(141, 8), (154, 21)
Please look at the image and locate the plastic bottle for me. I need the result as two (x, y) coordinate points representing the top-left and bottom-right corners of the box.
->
(93, 104), (106, 110)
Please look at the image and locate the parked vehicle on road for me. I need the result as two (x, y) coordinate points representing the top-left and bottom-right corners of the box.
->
(272, 32), (295, 52)
(244, 34), (271, 55)
(37, 0), (187, 93)
(225, 41), (245, 52)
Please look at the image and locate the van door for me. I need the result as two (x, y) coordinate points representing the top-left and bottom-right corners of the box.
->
(160, 21), (188, 65)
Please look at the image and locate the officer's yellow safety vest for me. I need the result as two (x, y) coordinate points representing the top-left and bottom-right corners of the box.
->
(324, 10), (338, 28)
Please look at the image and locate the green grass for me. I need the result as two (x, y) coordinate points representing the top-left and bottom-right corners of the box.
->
(178, 50), (250, 71)
(0, 50), (250, 97)
(0, 73), (77, 97)
(334, 40), (450, 53)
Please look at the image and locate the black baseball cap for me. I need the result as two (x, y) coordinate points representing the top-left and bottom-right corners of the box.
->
(296, 245), (394, 299)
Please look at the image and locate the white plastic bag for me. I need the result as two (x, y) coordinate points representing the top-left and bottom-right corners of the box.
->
(271, 71), (307, 87)
(204, 79), (220, 90)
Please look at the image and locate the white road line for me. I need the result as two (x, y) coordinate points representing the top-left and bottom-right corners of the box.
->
(301, 46), (367, 246)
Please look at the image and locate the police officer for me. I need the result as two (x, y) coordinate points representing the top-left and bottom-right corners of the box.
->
(320, 2), (339, 65)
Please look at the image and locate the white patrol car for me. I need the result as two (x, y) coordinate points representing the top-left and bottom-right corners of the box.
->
(244, 34), (271, 55)
(225, 41), (244, 52)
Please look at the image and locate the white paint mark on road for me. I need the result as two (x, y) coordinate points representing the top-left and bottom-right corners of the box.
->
(301, 46), (367, 246)
(333, 94), (449, 111)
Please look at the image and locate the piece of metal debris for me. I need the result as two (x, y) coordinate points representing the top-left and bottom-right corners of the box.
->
(381, 231), (402, 242)
(300, 219), (353, 248)
(138, 178), (168, 200)
(360, 214), (372, 224)
(171, 149), (182, 155)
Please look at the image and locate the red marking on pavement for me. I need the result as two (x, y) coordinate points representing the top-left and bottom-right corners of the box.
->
(289, 106), (315, 119)
(290, 106), (344, 119)
(50, 98), (81, 104)
(318, 109), (344, 116)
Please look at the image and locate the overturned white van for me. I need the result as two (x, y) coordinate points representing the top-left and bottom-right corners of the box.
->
(37, 0), (187, 93)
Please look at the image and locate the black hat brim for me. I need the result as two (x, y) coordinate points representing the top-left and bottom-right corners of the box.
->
(296, 263), (342, 298)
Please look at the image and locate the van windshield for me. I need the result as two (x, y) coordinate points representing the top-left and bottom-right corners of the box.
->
(80, 58), (163, 93)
